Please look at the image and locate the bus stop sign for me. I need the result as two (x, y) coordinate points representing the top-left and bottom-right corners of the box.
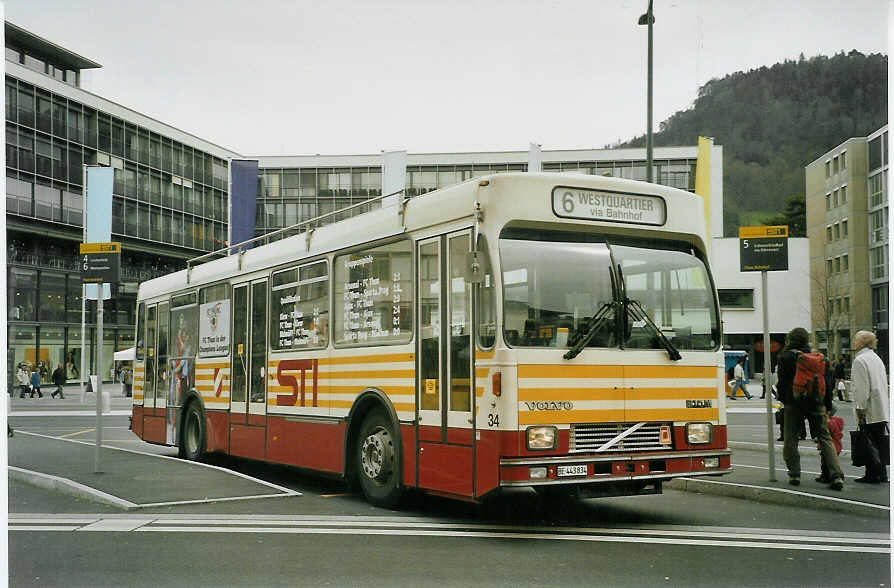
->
(80, 242), (121, 284)
(738, 226), (788, 272)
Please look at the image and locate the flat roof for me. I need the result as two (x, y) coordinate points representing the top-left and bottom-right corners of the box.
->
(6, 21), (102, 70)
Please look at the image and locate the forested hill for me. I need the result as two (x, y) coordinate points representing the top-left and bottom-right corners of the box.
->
(620, 51), (887, 236)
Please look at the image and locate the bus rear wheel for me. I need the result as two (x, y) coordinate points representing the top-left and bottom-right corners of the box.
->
(356, 409), (404, 508)
(181, 403), (205, 461)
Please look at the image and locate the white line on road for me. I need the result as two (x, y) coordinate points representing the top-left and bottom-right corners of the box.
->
(9, 515), (889, 553)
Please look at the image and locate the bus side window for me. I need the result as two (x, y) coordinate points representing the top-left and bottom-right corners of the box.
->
(136, 303), (145, 361)
(476, 235), (496, 349)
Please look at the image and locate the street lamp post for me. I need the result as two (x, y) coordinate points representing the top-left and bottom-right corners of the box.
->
(638, 0), (655, 183)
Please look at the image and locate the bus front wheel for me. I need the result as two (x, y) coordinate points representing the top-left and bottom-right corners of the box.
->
(356, 409), (404, 508)
(181, 402), (205, 461)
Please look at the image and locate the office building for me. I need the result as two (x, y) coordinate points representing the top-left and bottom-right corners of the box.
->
(805, 124), (888, 366)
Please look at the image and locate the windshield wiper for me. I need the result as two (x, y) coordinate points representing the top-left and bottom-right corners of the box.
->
(563, 301), (617, 360)
(625, 298), (682, 361)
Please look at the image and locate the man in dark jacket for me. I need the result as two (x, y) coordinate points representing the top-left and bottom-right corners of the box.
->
(51, 364), (66, 399)
(776, 327), (843, 490)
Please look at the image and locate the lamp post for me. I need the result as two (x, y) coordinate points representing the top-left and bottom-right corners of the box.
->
(638, 0), (655, 183)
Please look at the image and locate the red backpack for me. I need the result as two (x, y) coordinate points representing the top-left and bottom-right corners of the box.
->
(791, 351), (826, 402)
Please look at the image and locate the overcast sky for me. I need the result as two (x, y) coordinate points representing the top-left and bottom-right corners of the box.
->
(5, 0), (890, 156)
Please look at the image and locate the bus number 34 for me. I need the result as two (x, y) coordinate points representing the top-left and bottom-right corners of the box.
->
(487, 413), (499, 427)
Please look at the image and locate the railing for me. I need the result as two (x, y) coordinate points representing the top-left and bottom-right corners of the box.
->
(186, 189), (406, 273)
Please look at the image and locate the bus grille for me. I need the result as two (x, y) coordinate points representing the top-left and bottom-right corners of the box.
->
(569, 422), (672, 453)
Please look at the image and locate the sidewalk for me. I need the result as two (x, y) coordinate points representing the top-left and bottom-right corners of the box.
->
(674, 380), (890, 517)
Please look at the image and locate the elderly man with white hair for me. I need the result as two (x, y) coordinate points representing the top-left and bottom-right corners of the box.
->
(851, 330), (889, 483)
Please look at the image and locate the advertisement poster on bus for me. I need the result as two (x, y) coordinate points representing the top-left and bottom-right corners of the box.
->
(199, 300), (230, 358)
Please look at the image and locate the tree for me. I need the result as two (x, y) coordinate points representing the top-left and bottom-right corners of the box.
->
(760, 194), (806, 236)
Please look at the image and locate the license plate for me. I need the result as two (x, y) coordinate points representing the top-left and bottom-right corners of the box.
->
(557, 464), (587, 477)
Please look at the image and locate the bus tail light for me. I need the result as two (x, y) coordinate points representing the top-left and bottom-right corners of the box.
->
(492, 372), (501, 397)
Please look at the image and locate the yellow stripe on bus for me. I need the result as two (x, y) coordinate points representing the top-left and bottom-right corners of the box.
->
(519, 410), (626, 425)
(475, 350), (495, 360)
(626, 408), (719, 421)
(625, 365), (718, 379)
(519, 387), (626, 401)
(626, 387), (718, 400)
(518, 365), (624, 379)
(328, 400), (415, 412)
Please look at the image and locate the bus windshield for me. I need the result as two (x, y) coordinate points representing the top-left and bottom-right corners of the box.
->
(499, 231), (719, 351)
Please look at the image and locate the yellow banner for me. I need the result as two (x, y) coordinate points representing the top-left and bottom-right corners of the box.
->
(738, 225), (788, 239)
(80, 242), (121, 254)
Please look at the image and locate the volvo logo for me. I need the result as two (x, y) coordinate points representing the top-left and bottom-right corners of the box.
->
(525, 401), (574, 411)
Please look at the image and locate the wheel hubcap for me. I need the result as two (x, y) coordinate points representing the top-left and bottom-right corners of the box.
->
(361, 427), (393, 483)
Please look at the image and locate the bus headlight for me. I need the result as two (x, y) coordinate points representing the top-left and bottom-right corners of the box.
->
(686, 422), (713, 445)
(526, 426), (557, 450)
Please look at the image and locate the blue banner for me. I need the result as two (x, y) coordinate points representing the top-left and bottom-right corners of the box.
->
(230, 160), (258, 250)
(85, 166), (113, 300)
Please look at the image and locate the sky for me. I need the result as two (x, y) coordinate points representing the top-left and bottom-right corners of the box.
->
(4, 0), (890, 156)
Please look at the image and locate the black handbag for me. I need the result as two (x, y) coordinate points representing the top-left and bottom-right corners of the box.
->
(850, 429), (873, 467)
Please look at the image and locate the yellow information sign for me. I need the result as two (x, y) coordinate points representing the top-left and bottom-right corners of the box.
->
(80, 242), (122, 254)
(738, 226), (788, 239)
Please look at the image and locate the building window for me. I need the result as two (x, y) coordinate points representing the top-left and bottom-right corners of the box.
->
(842, 219), (848, 238)
(840, 151), (846, 170)
(871, 209), (887, 244)
(869, 136), (883, 171)
(872, 285), (888, 327)
(832, 189), (838, 207)
(869, 173), (886, 208)
(825, 161), (831, 177)
(840, 185), (847, 205)
(870, 246), (888, 280)
(717, 289), (754, 309)
(825, 194), (831, 210)
(844, 296), (850, 314)
(834, 257), (840, 273)
(833, 223), (840, 240)
(833, 156), (839, 175)
(826, 259), (833, 275)
(842, 254), (848, 272)
(826, 226), (833, 241)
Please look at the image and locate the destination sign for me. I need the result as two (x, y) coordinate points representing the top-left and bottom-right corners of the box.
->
(738, 226), (789, 272)
(80, 242), (121, 283)
(552, 187), (666, 226)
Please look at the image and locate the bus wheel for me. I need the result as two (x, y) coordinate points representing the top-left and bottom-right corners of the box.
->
(357, 410), (404, 508)
(181, 403), (205, 461)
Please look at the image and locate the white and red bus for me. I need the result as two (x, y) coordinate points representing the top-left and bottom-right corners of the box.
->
(130, 172), (731, 507)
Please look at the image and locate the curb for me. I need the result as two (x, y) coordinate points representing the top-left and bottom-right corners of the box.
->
(9, 466), (135, 510)
(666, 476), (889, 517)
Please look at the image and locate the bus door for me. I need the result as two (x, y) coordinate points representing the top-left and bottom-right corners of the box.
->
(416, 231), (475, 497)
(228, 279), (268, 460)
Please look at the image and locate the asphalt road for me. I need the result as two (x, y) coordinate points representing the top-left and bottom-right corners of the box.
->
(8, 409), (892, 587)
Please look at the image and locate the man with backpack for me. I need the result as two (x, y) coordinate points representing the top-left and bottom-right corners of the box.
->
(776, 327), (844, 490)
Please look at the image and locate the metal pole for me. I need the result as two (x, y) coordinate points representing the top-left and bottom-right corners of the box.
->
(762, 270), (776, 481)
(81, 163), (87, 404)
(646, 0), (654, 183)
(95, 290), (103, 473)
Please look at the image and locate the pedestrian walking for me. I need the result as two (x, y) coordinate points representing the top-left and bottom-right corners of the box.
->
(833, 358), (847, 401)
(16, 366), (29, 398)
(729, 358), (752, 399)
(51, 363), (66, 399)
(29, 369), (43, 398)
(776, 327), (843, 490)
(851, 330), (889, 484)
(124, 367), (133, 397)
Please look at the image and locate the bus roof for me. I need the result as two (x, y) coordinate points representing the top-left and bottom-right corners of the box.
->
(137, 172), (705, 302)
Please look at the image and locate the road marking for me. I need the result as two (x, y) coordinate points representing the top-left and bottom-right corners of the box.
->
(59, 428), (95, 438)
(320, 493), (355, 498)
(9, 515), (889, 553)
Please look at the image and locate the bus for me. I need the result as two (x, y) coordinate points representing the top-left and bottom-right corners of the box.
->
(130, 172), (731, 507)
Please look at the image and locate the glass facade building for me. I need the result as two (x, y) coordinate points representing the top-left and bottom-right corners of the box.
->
(5, 22), (238, 387)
